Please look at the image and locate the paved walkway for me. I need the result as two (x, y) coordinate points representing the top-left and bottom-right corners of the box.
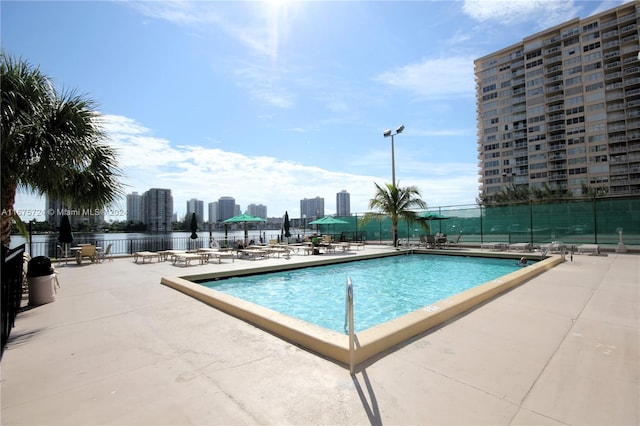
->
(1, 247), (638, 425)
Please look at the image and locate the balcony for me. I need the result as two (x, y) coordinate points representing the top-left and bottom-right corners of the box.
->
(609, 135), (628, 144)
(549, 163), (567, 171)
(608, 144), (628, 154)
(605, 61), (622, 70)
(548, 143), (566, 151)
(603, 40), (621, 49)
(624, 77), (640, 87)
(625, 87), (640, 97)
(605, 71), (623, 81)
(543, 46), (561, 56)
(604, 50), (621, 60)
(547, 55), (562, 65)
(548, 173), (567, 181)
(624, 66), (640, 76)
(546, 94), (564, 103)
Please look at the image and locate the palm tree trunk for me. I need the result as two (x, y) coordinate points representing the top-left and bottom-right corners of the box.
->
(1, 181), (17, 249)
(392, 219), (398, 247)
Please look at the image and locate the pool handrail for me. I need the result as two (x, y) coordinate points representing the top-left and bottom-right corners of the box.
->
(346, 277), (355, 375)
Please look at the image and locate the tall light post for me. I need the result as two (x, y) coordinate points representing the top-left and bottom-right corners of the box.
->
(383, 125), (405, 187)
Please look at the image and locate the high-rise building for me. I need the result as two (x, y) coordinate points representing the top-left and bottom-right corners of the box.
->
(208, 202), (218, 223)
(46, 196), (104, 228)
(186, 198), (204, 224)
(126, 192), (143, 223)
(247, 203), (267, 219)
(475, 2), (640, 200)
(336, 190), (350, 216)
(300, 196), (324, 220)
(143, 188), (173, 232)
(217, 196), (236, 222)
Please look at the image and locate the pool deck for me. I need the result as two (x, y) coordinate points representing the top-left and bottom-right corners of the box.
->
(2, 245), (638, 425)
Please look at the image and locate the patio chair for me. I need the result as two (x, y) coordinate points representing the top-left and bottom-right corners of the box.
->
(446, 232), (462, 248)
(426, 234), (437, 248)
(98, 243), (113, 262)
(76, 245), (97, 264)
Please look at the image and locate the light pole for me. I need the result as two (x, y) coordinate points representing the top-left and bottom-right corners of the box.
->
(302, 214), (306, 237)
(383, 125), (405, 187)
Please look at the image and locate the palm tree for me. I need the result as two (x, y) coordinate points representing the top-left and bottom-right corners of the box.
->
(1, 53), (123, 249)
(360, 182), (427, 247)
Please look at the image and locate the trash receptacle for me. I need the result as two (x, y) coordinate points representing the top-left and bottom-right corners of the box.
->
(27, 256), (55, 306)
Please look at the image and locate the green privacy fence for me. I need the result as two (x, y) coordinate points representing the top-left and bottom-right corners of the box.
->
(313, 196), (639, 247)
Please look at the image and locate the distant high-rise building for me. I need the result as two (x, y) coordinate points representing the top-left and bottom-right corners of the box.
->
(186, 198), (204, 224)
(208, 202), (218, 223)
(300, 196), (324, 220)
(46, 196), (104, 228)
(475, 2), (640, 200)
(336, 190), (350, 216)
(143, 188), (173, 232)
(217, 196), (236, 222)
(126, 192), (143, 223)
(247, 203), (267, 219)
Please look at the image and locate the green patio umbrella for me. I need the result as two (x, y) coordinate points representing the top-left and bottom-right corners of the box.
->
(417, 211), (449, 234)
(308, 216), (349, 237)
(224, 213), (266, 245)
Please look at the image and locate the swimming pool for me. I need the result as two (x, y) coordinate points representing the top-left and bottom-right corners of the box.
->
(200, 255), (522, 333)
(162, 250), (561, 367)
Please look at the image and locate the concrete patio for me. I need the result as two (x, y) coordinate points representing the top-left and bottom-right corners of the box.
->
(1, 246), (638, 425)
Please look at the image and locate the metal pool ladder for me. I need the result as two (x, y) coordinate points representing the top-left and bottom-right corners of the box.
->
(344, 277), (355, 374)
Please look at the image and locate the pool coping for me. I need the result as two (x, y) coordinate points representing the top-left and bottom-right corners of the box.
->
(160, 251), (563, 368)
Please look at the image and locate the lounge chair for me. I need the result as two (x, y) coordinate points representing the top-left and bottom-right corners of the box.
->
(133, 251), (161, 263)
(98, 243), (113, 262)
(508, 243), (530, 252)
(578, 244), (600, 254)
(446, 233), (462, 248)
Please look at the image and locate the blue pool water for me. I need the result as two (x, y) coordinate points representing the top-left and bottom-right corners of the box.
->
(200, 254), (523, 333)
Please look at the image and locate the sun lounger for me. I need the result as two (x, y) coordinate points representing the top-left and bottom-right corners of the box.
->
(134, 251), (160, 263)
(578, 244), (600, 254)
(239, 249), (268, 260)
(266, 247), (292, 258)
(481, 242), (508, 251)
(508, 243), (530, 252)
(172, 253), (207, 266)
(213, 252), (235, 263)
(540, 241), (565, 254)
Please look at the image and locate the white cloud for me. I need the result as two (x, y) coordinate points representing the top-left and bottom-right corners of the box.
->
(375, 57), (476, 100)
(14, 113), (481, 221)
(462, 0), (580, 29)
(233, 62), (295, 108)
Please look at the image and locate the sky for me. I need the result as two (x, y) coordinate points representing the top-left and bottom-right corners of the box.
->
(2, 0), (627, 221)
